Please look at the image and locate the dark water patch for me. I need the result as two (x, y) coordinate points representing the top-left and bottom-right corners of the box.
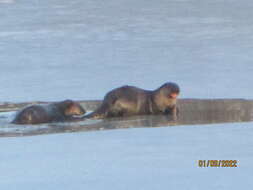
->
(0, 99), (253, 137)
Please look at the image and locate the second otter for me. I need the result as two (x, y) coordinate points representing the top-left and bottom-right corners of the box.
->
(12, 100), (86, 125)
(82, 82), (180, 119)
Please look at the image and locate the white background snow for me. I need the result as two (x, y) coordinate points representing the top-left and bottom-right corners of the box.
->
(0, 0), (253, 101)
(0, 0), (253, 189)
(1, 123), (253, 189)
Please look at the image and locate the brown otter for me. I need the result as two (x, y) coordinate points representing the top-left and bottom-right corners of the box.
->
(12, 99), (86, 125)
(81, 82), (180, 120)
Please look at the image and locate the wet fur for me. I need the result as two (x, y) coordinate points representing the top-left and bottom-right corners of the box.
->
(12, 100), (85, 125)
(83, 82), (180, 119)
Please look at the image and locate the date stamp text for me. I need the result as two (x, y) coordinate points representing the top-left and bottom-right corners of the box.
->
(198, 160), (238, 167)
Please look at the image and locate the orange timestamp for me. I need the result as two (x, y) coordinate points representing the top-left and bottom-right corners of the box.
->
(198, 160), (238, 167)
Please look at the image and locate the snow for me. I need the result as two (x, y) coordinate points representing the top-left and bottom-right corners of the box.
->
(0, 0), (253, 101)
(1, 123), (252, 190)
(0, 0), (253, 189)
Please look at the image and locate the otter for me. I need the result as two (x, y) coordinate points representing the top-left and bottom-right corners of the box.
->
(81, 82), (180, 120)
(12, 99), (86, 125)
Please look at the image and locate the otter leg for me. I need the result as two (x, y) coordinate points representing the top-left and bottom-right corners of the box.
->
(80, 97), (136, 120)
(164, 105), (178, 120)
(172, 106), (179, 120)
(101, 99), (137, 118)
(92, 99), (133, 118)
(107, 107), (126, 117)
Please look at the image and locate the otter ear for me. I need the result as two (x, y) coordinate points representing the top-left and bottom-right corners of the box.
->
(62, 99), (74, 107)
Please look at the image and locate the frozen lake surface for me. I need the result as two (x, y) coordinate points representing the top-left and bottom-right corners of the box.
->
(0, 0), (253, 102)
(1, 0), (253, 189)
(1, 123), (253, 190)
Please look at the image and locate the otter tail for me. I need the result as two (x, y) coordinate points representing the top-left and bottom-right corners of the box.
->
(82, 91), (118, 120)
(69, 103), (110, 122)
(72, 92), (117, 121)
(82, 103), (109, 119)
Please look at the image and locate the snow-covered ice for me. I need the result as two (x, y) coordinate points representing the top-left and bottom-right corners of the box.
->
(0, 0), (253, 189)
(1, 123), (252, 190)
(0, 0), (253, 101)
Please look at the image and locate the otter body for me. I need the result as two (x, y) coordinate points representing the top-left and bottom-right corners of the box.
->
(12, 100), (85, 125)
(84, 82), (180, 119)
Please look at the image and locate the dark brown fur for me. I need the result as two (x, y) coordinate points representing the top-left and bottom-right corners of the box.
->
(82, 82), (180, 119)
(12, 100), (86, 125)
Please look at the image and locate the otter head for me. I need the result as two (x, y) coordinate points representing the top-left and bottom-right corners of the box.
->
(159, 82), (180, 99)
(58, 100), (86, 117)
(154, 82), (180, 111)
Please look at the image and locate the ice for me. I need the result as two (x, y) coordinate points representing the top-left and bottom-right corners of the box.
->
(0, 0), (253, 189)
(0, 123), (252, 189)
(0, 0), (253, 102)
(0, 0), (14, 3)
